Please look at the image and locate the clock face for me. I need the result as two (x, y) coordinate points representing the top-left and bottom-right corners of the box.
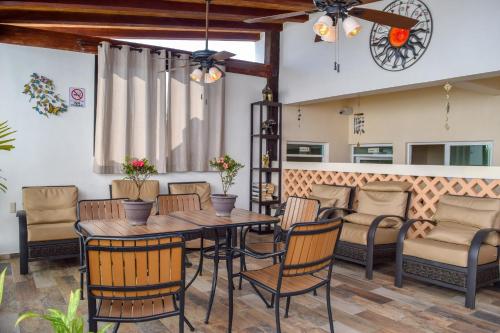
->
(369, 0), (433, 71)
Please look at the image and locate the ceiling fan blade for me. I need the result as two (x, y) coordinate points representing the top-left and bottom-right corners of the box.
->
(244, 9), (318, 24)
(209, 51), (236, 61)
(349, 7), (418, 29)
(351, 0), (382, 5)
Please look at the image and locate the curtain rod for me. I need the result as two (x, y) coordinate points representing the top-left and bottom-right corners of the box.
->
(77, 39), (191, 56)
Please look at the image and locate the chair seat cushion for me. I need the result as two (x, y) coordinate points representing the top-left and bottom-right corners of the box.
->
(97, 296), (175, 320)
(403, 238), (498, 267)
(246, 241), (285, 254)
(344, 213), (401, 228)
(241, 264), (323, 294)
(27, 221), (78, 242)
(340, 222), (399, 245)
(426, 222), (479, 246)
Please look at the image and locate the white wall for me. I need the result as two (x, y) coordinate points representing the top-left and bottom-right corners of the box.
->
(0, 43), (264, 255)
(279, 0), (500, 104)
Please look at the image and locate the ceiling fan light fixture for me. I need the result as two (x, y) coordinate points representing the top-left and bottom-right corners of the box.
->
(321, 26), (337, 42)
(313, 15), (334, 36)
(190, 68), (203, 82)
(208, 66), (222, 82)
(343, 16), (361, 38)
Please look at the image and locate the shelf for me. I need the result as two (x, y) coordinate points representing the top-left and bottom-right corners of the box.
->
(251, 199), (280, 206)
(252, 134), (280, 140)
(251, 101), (282, 107)
(252, 168), (281, 172)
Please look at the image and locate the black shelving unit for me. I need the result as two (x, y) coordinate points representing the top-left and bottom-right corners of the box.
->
(250, 101), (282, 233)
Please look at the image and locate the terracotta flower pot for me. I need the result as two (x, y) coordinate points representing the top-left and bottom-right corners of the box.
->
(211, 194), (237, 217)
(122, 200), (153, 225)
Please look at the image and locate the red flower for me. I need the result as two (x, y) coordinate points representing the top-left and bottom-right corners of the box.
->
(223, 163), (229, 169)
(132, 159), (145, 168)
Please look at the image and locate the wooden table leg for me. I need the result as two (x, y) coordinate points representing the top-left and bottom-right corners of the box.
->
(226, 227), (234, 333)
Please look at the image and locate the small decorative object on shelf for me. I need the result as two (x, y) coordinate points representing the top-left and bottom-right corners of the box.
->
(209, 154), (244, 217)
(252, 182), (275, 202)
(22, 73), (68, 117)
(262, 151), (270, 168)
(261, 119), (276, 135)
(121, 156), (158, 225)
(262, 84), (273, 102)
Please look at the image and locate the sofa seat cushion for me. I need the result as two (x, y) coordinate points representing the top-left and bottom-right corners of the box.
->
(310, 184), (351, 209)
(23, 186), (78, 225)
(27, 221), (78, 242)
(357, 190), (408, 218)
(403, 238), (498, 267)
(426, 222), (479, 246)
(344, 213), (401, 228)
(340, 222), (399, 245)
(169, 183), (212, 210)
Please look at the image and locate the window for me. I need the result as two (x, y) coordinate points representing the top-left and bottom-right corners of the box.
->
(351, 144), (393, 164)
(286, 141), (329, 162)
(407, 142), (492, 166)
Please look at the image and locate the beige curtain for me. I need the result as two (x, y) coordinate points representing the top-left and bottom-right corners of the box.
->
(94, 42), (167, 173)
(167, 53), (225, 172)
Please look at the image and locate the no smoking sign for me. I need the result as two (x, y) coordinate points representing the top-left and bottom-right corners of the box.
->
(69, 87), (85, 107)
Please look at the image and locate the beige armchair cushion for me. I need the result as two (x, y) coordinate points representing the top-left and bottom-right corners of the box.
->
(169, 182), (212, 210)
(403, 238), (497, 267)
(310, 184), (351, 209)
(340, 222), (399, 245)
(27, 221), (77, 242)
(357, 190), (408, 218)
(344, 213), (401, 228)
(111, 180), (159, 201)
(362, 181), (412, 192)
(23, 186), (77, 225)
(309, 195), (337, 209)
(426, 222), (478, 246)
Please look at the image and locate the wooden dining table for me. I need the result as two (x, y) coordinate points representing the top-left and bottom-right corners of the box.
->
(78, 208), (279, 333)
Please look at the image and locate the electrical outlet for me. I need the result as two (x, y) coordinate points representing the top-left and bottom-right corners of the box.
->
(9, 202), (16, 214)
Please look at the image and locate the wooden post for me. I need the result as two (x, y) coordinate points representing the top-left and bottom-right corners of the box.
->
(264, 31), (280, 161)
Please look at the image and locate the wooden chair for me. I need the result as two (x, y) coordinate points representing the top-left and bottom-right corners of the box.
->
(85, 234), (194, 332)
(233, 218), (343, 333)
(395, 194), (500, 309)
(76, 199), (126, 299)
(335, 181), (412, 279)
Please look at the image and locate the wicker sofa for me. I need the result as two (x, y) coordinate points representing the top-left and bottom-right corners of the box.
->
(17, 185), (80, 274)
(395, 194), (500, 309)
(335, 181), (412, 279)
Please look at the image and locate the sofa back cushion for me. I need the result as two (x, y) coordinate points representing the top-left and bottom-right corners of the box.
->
(433, 194), (500, 246)
(169, 182), (212, 210)
(362, 181), (412, 192)
(23, 186), (78, 225)
(310, 184), (351, 209)
(111, 180), (159, 202)
(357, 190), (409, 217)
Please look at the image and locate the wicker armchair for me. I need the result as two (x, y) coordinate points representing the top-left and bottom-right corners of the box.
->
(335, 181), (412, 279)
(232, 218), (343, 333)
(395, 194), (500, 309)
(17, 185), (80, 274)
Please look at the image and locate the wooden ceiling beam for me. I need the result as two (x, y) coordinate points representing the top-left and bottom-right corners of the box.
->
(0, 0), (309, 23)
(172, 0), (314, 12)
(34, 27), (261, 41)
(0, 24), (271, 77)
(0, 10), (283, 32)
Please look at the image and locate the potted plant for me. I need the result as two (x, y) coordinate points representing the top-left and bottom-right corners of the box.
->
(209, 155), (244, 217)
(121, 156), (158, 225)
(0, 120), (16, 192)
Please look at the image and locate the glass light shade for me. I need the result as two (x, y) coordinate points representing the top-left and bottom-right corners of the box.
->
(190, 68), (203, 82)
(204, 73), (215, 84)
(313, 15), (334, 36)
(343, 16), (361, 38)
(321, 26), (337, 42)
(208, 67), (222, 81)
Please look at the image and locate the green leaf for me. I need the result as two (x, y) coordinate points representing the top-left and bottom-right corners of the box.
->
(66, 289), (80, 322)
(0, 267), (6, 304)
(16, 311), (42, 326)
(95, 323), (114, 333)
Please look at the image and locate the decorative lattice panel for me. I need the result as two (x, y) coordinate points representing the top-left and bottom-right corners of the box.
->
(284, 169), (500, 239)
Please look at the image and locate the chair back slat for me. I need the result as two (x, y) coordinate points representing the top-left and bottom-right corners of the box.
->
(282, 219), (342, 277)
(280, 197), (320, 231)
(157, 194), (201, 215)
(86, 235), (184, 299)
(79, 199), (125, 221)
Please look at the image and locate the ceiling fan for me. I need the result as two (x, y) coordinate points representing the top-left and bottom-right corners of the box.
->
(245, 0), (418, 43)
(170, 0), (236, 83)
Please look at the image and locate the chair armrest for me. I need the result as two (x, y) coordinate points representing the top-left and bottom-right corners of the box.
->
(231, 247), (285, 260)
(468, 228), (500, 267)
(396, 218), (436, 246)
(17, 210), (27, 230)
(320, 207), (356, 219)
(16, 210), (26, 219)
(273, 202), (287, 217)
(366, 215), (407, 247)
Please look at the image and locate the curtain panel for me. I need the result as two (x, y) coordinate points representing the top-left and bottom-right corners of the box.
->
(93, 43), (225, 174)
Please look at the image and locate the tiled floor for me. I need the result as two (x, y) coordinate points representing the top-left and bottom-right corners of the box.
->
(1, 238), (500, 333)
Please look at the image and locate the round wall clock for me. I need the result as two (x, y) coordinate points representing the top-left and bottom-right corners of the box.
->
(369, 0), (433, 71)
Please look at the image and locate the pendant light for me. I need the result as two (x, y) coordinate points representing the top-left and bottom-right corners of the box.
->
(313, 15), (334, 36)
(342, 16), (361, 38)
